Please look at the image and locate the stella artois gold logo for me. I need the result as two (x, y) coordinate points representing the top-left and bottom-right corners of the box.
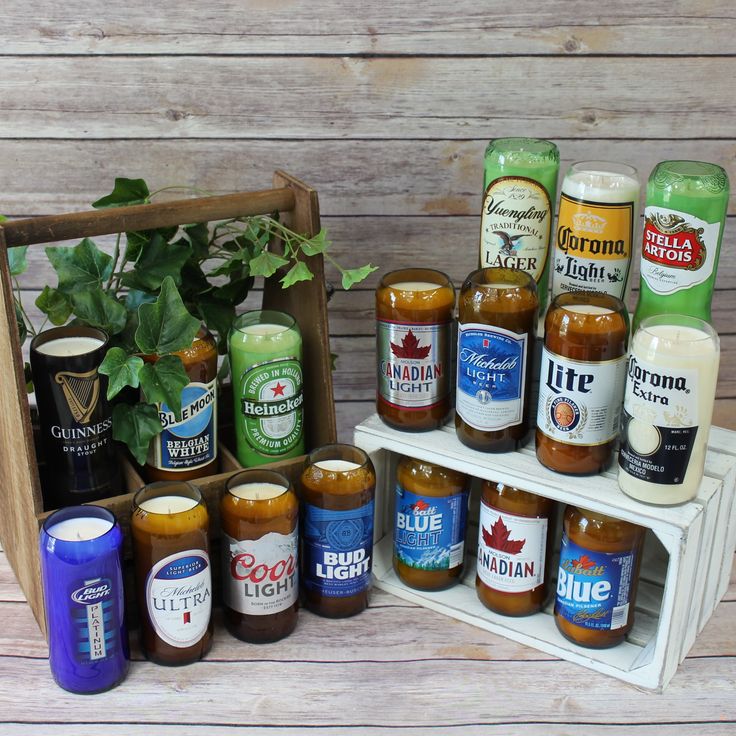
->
(54, 369), (100, 424)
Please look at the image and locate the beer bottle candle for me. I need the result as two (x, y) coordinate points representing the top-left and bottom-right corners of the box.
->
(393, 457), (469, 591)
(555, 505), (644, 649)
(633, 160), (730, 332)
(30, 326), (121, 509)
(618, 315), (720, 505)
(376, 269), (454, 431)
(40, 505), (129, 693)
(143, 327), (218, 482)
(300, 444), (376, 618)
(479, 137), (560, 312)
(221, 469), (299, 643)
(552, 161), (640, 302)
(476, 481), (553, 617)
(456, 267), (538, 452)
(131, 481), (213, 665)
(229, 310), (304, 466)
(536, 292), (629, 475)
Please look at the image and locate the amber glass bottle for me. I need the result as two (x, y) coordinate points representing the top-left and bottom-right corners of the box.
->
(476, 481), (554, 616)
(393, 457), (469, 591)
(555, 505), (645, 649)
(456, 267), (539, 453)
(143, 327), (218, 482)
(536, 292), (628, 475)
(375, 268), (454, 431)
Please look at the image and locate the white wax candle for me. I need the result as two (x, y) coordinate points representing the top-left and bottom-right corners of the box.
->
(315, 460), (362, 472)
(389, 281), (439, 291)
(562, 169), (640, 203)
(138, 495), (199, 514)
(229, 482), (287, 500)
(618, 322), (720, 505)
(47, 516), (113, 541)
(35, 336), (104, 357)
(562, 304), (614, 316)
(238, 323), (289, 337)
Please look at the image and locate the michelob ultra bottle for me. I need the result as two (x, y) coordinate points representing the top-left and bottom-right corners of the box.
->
(479, 138), (560, 312)
(632, 160), (729, 332)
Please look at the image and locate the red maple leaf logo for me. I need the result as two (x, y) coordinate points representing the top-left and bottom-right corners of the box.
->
(411, 499), (430, 512)
(390, 330), (431, 359)
(482, 517), (525, 555)
(572, 554), (596, 570)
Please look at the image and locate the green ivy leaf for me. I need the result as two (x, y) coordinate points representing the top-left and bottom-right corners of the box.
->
(180, 223), (210, 260)
(92, 178), (150, 209)
(125, 289), (156, 311)
(197, 298), (236, 352)
(280, 260), (314, 288)
(24, 361), (33, 392)
(139, 355), (190, 420)
(121, 232), (192, 291)
(341, 264), (378, 290)
(99, 347), (145, 400)
(35, 286), (73, 326)
(112, 402), (162, 466)
(213, 274), (254, 304)
(248, 250), (289, 278)
(300, 229), (330, 257)
(15, 302), (27, 344)
(71, 289), (128, 335)
(7, 245), (29, 277)
(135, 276), (200, 355)
(46, 238), (113, 293)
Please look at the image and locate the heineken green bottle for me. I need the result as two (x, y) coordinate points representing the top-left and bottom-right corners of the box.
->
(479, 138), (560, 312)
(632, 160), (729, 332)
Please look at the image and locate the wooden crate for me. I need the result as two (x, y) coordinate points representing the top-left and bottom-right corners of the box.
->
(354, 414), (736, 691)
(0, 171), (337, 635)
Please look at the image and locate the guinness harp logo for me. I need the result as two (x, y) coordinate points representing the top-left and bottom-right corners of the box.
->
(55, 369), (100, 424)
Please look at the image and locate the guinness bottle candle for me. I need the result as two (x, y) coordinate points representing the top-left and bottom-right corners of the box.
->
(40, 505), (129, 693)
(618, 315), (720, 505)
(375, 268), (454, 431)
(552, 161), (640, 302)
(221, 469), (299, 643)
(30, 326), (121, 509)
(456, 267), (538, 452)
(131, 481), (213, 665)
(536, 292), (629, 475)
(229, 310), (305, 467)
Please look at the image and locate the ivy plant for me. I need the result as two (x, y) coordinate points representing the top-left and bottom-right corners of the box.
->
(10, 178), (376, 465)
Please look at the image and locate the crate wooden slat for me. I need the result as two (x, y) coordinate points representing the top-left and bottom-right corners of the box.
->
(354, 414), (736, 691)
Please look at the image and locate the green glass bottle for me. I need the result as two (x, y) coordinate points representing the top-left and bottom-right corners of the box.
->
(632, 160), (729, 332)
(479, 138), (560, 313)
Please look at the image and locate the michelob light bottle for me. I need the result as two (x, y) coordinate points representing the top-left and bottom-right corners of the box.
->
(632, 160), (729, 332)
(479, 138), (559, 312)
(144, 327), (218, 482)
(229, 310), (305, 467)
(552, 161), (640, 302)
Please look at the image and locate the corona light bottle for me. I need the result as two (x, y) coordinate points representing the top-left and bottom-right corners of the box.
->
(632, 160), (729, 332)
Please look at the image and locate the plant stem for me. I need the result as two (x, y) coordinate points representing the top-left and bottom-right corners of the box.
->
(106, 232), (122, 293)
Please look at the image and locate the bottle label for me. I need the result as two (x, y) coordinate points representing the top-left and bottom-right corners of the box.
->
(537, 347), (627, 445)
(394, 485), (469, 571)
(553, 194), (635, 299)
(68, 576), (120, 663)
(376, 320), (451, 410)
(456, 323), (527, 431)
(479, 176), (552, 283)
(238, 357), (304, 457)
(618, 354), (699, 485)
(223, 530), (298, 615)
(476, 501), (548, 593)
(640, 206), (721, 295)
(302, 501), (374, 598)
(149, 379), (217, 471)
(145, 550), (212, 648)
(555, 535), (637, 631)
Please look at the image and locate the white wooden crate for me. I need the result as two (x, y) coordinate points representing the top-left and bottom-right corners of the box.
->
(354, 414), (736, 691)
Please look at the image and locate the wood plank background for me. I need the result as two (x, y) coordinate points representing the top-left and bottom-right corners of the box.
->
(0, 3), (735, 733)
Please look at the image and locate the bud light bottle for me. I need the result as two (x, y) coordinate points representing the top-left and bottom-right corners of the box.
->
(632, 160), (729, 332)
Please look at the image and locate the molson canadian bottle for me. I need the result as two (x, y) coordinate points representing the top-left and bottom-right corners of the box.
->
(479, 138), (559, 312)
(476, 481), (553, 616)
(555, 505), (644, 649)
(143, 327), (218, 482)
(632, 160), (729, 332)
(393, 457), (469, 591)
